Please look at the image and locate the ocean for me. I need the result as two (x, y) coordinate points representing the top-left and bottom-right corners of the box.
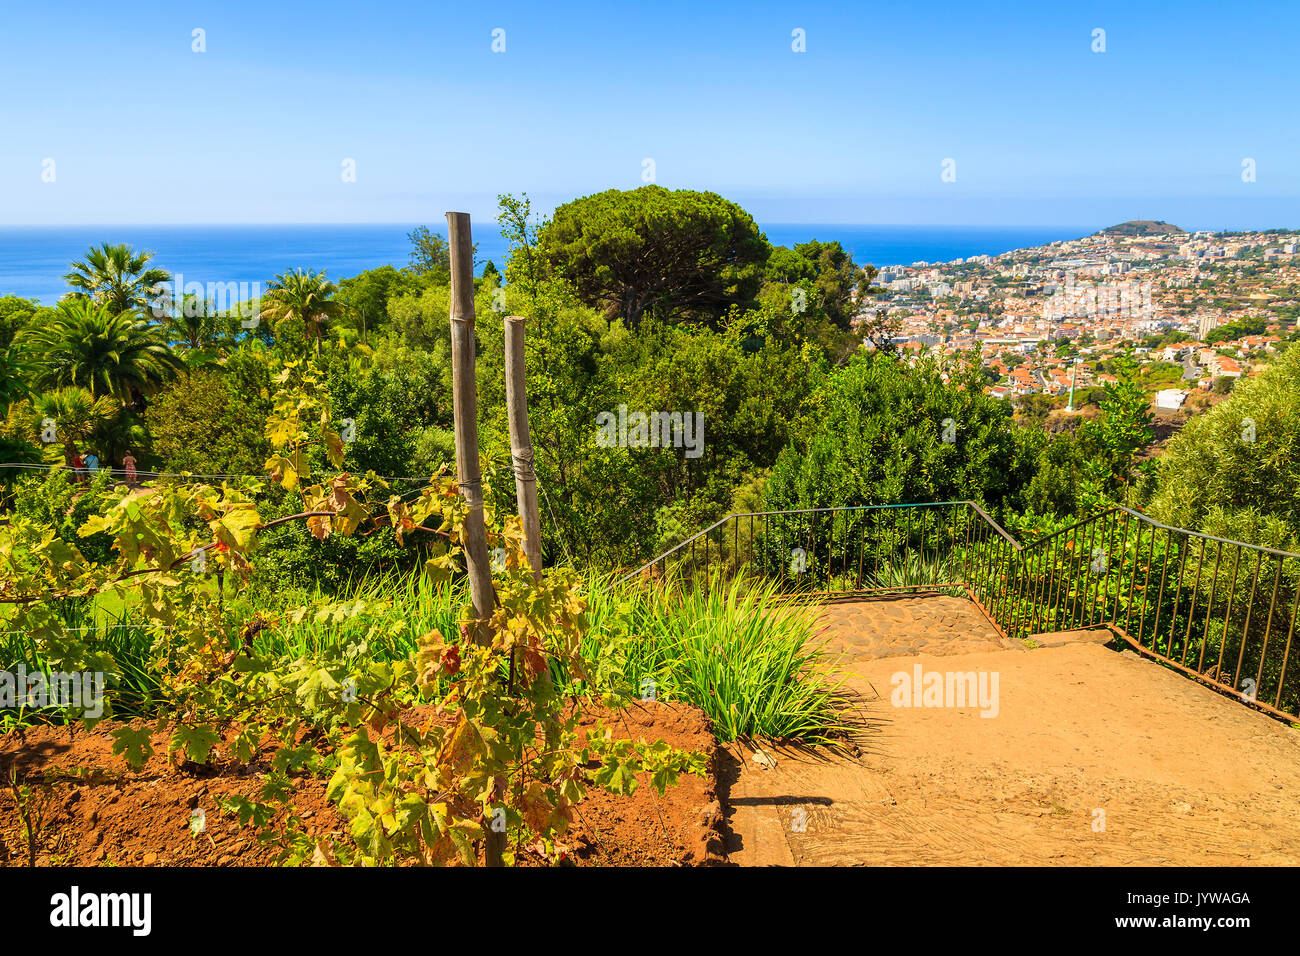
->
(0, 223), (1091, 305)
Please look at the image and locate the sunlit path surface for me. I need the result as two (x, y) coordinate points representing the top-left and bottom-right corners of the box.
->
(722, 595), (1300, 866)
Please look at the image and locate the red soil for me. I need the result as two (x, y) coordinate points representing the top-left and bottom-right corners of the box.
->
(0, 701), (724, 868)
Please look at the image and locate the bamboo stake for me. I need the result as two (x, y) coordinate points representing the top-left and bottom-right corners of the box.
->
(504, 315), (543, 581)
(447, 212), (495, 645)
(447, 211), (504, 869)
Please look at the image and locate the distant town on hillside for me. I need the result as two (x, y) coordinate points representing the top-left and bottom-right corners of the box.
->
(864, 224), (1299, 425)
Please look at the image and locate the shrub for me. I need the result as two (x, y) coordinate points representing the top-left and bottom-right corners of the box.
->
(764, 351), (1032, 516)
(145, 349), (272, 475)
(11, 468), (115, 564)
(1148, 345), (1300, 546)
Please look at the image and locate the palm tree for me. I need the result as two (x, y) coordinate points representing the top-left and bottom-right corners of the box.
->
(164, 293), (225, 352)
(21, 300), (184, 403)
(260, 269), (342, 355)
(0, 342), (32, 411)
(64, 243), (171, 315)
(28, 387), (118, 468)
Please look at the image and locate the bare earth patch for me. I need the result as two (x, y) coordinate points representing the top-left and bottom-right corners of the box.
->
(723, 593), (1300, 866)
(0, 701), (724, 867)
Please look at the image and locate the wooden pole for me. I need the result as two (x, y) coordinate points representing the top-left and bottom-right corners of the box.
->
(504, 315), (543, 581)
(447, 211), (504, 869)
(447, 211), (495, 644)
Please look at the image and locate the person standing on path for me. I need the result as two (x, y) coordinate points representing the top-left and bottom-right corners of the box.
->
(122, 451), (138, 488)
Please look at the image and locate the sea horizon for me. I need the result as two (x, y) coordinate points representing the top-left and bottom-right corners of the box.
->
(0, 221), (1138, 305)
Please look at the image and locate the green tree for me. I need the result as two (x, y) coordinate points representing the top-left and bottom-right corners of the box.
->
(758, 241), (880, 362)
(764, 240), (874, 329)
(407, 225), (450, 280)
(599, 320), (817, 558)
(1205, 316), (1267, 345)
(533, 186), (770, 328)
(1148, 344), (1300, 546)
(0, 296), (41, 350)
(162, 293), (227, 352)
(10, 467), (115, 563)
(63, 243), (171, 315)
(336, 265), (421, 343)
(406, 226), (477, 283)
(385, 283), (453, 354)
(26, 387), (118, 467)
(20, 300), (184, 403)
(489, 191), (825, 564)
(0, 342), (33, 411)
(324, 335), (455, 479)
(261, 269), (343, 356)
(764, 351), (1033, 515)
(0, 435), (41, 505)
(857, 308), (902, 355)
(1079, 353), (1154, 490)
(1019, 430), (1090, 518)
(144, 353), (273, 475)
(0, 328), (41, 500)
(1015, 392), (1056, 425)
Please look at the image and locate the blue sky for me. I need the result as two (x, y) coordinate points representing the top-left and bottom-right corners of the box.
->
(2, 0), (1297, 228)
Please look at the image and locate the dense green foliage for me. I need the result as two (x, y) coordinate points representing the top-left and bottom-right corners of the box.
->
(144, 357), (272, 475)
(1205, 316), (1268, 345)
(764, 351), (1033, 514)
(534, 186), (769, 328)
(4, 186), (1282, 590)
(0, 370), (710, 867)
(1148, 344), (1300, 549)
(0, 296), (43, 350)
(8, 191), (1299, 868)
(20, 300), (183, 401)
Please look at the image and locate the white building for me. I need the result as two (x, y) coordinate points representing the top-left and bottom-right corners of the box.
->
(1155, 388), (1188, 411)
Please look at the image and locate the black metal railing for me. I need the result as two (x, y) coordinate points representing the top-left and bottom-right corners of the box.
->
(1001, 506), (1300, 720)
(630, 501), (1007, 595)
(626, 501), (1300, 720)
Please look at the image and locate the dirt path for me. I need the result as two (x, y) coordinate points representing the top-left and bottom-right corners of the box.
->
(723, 593), (1300, 866)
